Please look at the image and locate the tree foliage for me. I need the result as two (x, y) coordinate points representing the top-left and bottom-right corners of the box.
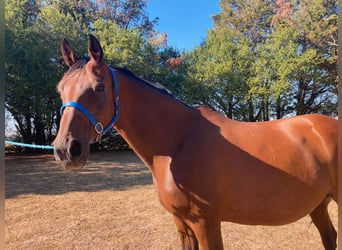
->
(5, 0), (165, 148)
(187, 0), (338, 120)
(6, 0), (63, 146)
(185, 28), (251, 119)
(5, 0), (338, 151)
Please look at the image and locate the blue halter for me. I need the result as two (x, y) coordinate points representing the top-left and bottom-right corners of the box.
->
(60, 67), (120, 141)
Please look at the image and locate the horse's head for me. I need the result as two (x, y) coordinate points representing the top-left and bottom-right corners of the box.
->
(54, 35), (118, 169)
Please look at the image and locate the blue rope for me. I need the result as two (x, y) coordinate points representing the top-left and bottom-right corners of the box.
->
(5, 140), (54, 150)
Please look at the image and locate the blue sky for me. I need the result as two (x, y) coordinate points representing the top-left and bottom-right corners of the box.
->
(146, 1), (220, 51)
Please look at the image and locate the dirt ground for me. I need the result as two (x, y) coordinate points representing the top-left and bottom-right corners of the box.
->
(5, 151), (338, 249)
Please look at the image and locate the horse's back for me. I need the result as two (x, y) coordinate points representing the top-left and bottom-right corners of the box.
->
(193, 108), (337, 178)
(198, 110), (337, 168)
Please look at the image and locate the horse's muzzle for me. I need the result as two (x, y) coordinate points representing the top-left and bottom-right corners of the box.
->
(54, 138), (89, 170)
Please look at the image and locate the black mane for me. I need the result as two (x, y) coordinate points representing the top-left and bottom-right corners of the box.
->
(113, 67), (173, 96)
(114, 67), (191, 108)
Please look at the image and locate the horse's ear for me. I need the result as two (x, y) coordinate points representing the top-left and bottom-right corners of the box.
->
(88, 34), (103, 63)
(61, 38), (77, 68)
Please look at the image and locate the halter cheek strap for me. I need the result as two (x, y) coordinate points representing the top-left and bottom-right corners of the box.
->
(60, 66), (120, 141)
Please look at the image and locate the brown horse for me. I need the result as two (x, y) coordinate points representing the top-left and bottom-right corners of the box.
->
(53, 35), (338, 250)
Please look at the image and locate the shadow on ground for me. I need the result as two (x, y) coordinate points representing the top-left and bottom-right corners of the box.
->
(5, 151), (153, 198)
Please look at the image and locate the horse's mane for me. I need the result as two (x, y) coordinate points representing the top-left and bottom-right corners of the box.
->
(113, 67), (173, 96)
(113, 67), (192, 108)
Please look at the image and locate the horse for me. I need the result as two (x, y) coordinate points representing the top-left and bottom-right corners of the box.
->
(53, 34), (338, 250)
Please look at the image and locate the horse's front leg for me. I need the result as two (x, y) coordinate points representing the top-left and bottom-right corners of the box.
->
(190, 217), (224, 250)
(174, 214), (224, 250)
(173, 215), (199, 250)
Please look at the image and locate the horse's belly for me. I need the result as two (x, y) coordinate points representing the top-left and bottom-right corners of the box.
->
(221, 177), (330, 226)
(218, 148), (334, 225)
(222, 202), (314, 226)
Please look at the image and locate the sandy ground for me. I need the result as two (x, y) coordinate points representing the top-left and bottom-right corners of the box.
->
(5, 151), (338, 249)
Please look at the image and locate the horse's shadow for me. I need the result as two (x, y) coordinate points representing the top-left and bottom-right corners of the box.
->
(5, 151), (152, 198)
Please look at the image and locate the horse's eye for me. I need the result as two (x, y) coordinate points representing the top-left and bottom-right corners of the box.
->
(95, 83), (105, 92)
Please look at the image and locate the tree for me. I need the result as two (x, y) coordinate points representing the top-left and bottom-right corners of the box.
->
(186, 0), (337, 121)
(213, 0), (273, 49)
(43, 0), (158, 38)
(248, 26), (298, 120)
(94, 0), (158, 35)
(185, 28), (251, 119)
(5, 0), (162, 149)
(92, 19), (159, 78)
(5, 0), (337, 152)
(187, 0), (273, 120)
(272, 0), (338, 115)
(5, 0), (63, 147)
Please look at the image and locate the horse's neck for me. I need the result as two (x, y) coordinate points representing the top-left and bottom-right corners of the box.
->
(114, 73), (192, 168)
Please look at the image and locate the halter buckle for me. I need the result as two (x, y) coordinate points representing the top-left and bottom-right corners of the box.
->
(95, 122), (104, 134)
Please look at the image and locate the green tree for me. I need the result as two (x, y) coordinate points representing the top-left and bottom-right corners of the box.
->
(276, 0), (338, 115)
(44, 0), (158, 38)
(213, 0), (273, 47)
(92, 19), (159, 78)
(5, 0), (162, 149)
(186, 0), (337, 120)
(247, 26), (300, 120)
(92, 19), (187, 97)
(5, 0), (62, 147)
(187, 0), (272, 120)
(186, 28), (251, 119)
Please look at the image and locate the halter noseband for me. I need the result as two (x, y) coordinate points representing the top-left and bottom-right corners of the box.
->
(60, 66), (120, 141)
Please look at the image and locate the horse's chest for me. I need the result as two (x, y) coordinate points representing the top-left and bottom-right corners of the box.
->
(152, 166), (191, 214)
(154, 175), (190, 214)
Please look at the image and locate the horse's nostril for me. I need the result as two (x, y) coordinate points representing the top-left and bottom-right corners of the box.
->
(69, 140), (82, 158)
